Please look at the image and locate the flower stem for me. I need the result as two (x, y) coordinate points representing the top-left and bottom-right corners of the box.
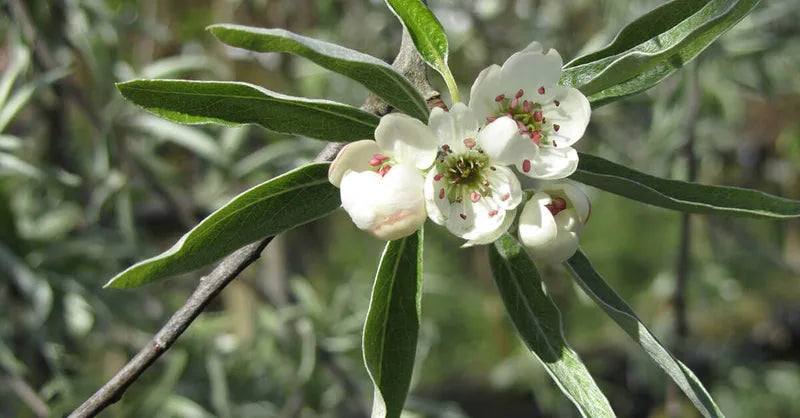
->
(441, 66), (461, 103)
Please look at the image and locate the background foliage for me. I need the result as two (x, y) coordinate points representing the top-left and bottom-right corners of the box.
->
(1, 0), (798, 416)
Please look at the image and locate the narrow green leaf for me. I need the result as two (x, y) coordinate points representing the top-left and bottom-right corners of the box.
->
(0, 47), (30, 109)
(116, 79), (380, 142)
(384, 0), (460, 102)
(208, 24), (429, 122)
(561, 0), (759, 107)
(571, 153), (800, 219)
(363, 229), (423, 418)
(565, 249), (724, 418)
(489, 234), (615, 418)
(106, 163), (340, 288)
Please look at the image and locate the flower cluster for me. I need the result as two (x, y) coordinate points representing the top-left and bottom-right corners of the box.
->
(328, 42), (591, 263)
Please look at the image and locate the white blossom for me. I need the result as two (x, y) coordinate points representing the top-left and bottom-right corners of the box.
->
(469, 42), (591, 180)
(518, 182), (590, 264)
(423, 103), (524, 246)
(328, 113), (438, 240)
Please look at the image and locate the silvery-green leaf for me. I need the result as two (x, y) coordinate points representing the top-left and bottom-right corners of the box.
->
(565, 249), (724, 418)
(209, 24), (429, 122)
(117, 79), (379, 142)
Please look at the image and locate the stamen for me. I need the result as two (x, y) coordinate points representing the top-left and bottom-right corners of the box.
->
(501, 193), (511, 201)
(456, 197), (462, 203)
(531, 130), (542, 145)
(553, 197), (567, 211)
(439, 188), (445, 199)
(453, 178), (461, 184)
(434, 173), (444, 181)
(553, 124), (560, 132)
(486, 116), (497, 123)
(442, 144), (452, 153)
(374, 154), (389, 161)
(552, 140), (558, 147)
(489, 210), (499, 217)
(470, 191), (481, 202)
(554, 100), (560, 107)
(483, 180), (490, 187)
(463, 138), (477, 149)
(495, 94), (505, 102)
(533, 110), (543, 122)
(459, 213), (467, 220)
(515, 89), (524, 99)
(510, 97), (519, 110)
(522, 159), (531, 173)
(538, 86), (546, 95)
(379, 165), (392, 176)
(490, 166), (497, 171)
(369, 158), (381, 166)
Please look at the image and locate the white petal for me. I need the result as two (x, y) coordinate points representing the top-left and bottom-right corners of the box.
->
(451, 197), (507, 242)
(477, 117), (532, 166)
(468, 64), (504, 121)
(543, 86), (591, 148)
(462, 208), (516, 247)
(428, 103), (479, 152)
(501, 47), (563, 98)
(340, 170), (381, 228)
(529, 230), (579, 265)
(445, 196), (474, 238)
(517, 146), (579, 180)
(486, 166), (523, 210)
(374, 113), (438, 170)
(341, 164), (427, 241)
(328, 140), (382, 187)
(517, 192), (558, 248)
(554, 208), (583, 234)
(423, 168), (448, 226)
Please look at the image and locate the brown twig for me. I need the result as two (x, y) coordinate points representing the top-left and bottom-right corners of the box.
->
(68, 24), (438, 417)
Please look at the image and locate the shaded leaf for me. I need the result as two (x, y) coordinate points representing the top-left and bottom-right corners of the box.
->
(489, 234), (615, 417)
(561, 0), (759, 107)
(571, 153), (800, 218)
(117, 79), (379, 142)
(209, 24), (429, 122)
(363, 229), (423, 418)
(106, 163), (340, 288)
(565, 249), (724, 418)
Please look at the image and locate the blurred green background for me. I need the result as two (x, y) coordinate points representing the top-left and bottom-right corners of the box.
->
(1, 0), (799, 417)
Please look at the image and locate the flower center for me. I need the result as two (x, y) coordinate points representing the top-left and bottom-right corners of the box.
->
(367, 153), (393, 176)
(434, 140), (493, 203)
(545, 197), (567, 216)
(487, 88), (561, 147)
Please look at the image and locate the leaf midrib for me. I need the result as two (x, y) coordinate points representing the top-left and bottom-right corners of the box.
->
(374, 236), (408, 387)
(575, 168), (800, 218)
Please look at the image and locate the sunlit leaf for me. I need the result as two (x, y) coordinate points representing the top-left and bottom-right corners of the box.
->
(571, 153), (800, 218)
(489, 234), (615, 417)
(561, 0), (759, 107)
(565, 249), (724, 418)
(106, 163), (340, 288)
(209, 24), (429, 122)
(363, 229), (423, 418)
(384, 0), (460, 102)
(117, 79), (380, 142)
